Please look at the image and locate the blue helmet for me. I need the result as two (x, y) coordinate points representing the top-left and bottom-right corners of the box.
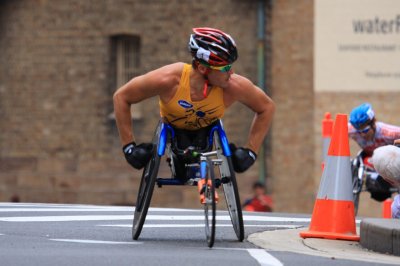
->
(349, 103), (375, 129)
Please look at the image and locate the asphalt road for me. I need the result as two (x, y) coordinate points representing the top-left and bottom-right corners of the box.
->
(0, 203), (397, 266)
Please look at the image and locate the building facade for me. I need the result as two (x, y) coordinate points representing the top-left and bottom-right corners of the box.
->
(1, 0), (398, 216)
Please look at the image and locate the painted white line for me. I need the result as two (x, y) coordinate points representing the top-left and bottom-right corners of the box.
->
(0, 203), (114, 208)
(0, 207), (203, 212)
(0, 215), (311, 223)
(49, 239), (141, 245)
(0, 204), (203, 212)
(0, 215), (131, 222)
(214, 248), (284, 266)
(247, 249), (283, 266)
(98, 224), (301, 229)
(0, 208), (136, 212)
(214, 247), (248, 251)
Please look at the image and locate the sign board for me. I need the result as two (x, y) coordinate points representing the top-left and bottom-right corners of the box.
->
(315, 0), (400, 91)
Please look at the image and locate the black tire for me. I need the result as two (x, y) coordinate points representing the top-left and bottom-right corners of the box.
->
(351, 161), (362, 216)
(222, 158), (244, 241)
(132, 123), (162, 240)
(204, 159), (216, 248)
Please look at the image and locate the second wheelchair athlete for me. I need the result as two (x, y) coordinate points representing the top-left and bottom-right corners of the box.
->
(348, 102), (400, 201)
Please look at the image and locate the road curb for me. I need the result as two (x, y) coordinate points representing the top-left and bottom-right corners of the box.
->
(248, 227), (400, 264)
(360, 218), (400, 256)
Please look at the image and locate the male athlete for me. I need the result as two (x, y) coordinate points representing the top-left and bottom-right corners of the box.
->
(113, 27), (275, 177)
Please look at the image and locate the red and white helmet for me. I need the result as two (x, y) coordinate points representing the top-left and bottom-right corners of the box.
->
(188, 27), (238, 66)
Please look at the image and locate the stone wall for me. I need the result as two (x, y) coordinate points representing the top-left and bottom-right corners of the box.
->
(270, 0), (315, 212)
(0, 0), (265, 208)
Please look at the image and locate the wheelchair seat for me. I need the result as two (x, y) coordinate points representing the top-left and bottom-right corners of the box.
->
(168, 123), (216, 182)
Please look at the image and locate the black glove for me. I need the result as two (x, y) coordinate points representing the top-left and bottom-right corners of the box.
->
(229, 143), (257, 173)
(123, 142), (154, 170)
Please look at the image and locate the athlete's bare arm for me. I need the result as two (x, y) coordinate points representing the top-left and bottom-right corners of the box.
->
(223, 74), (275, 153)
(113, 63), (183, 146)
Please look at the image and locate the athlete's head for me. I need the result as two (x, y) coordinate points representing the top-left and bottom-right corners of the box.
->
(188, 27), (238, 68)
(349, 103), (375, 130)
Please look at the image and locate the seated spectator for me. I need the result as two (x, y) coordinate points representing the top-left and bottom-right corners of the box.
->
(372, 144), (400, 218)
(243, 181), (273, 212)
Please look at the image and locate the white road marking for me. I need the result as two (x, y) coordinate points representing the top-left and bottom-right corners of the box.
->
(247, 249), (284, 266)
(0, 208), (133, 212)
(0, 207), (202, 212)
(214, 248), (283, 266)
(0, 215), (130, 222)
(0, 215), (311, 223)
(49, 239), (141, 245)
(98, 224), (301, 229)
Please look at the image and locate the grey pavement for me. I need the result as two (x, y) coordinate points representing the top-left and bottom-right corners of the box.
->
(1, 203), (399, 266)
(248, 218), (400, 265)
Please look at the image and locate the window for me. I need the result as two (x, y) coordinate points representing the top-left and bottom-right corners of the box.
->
(110, 34), (142, 119)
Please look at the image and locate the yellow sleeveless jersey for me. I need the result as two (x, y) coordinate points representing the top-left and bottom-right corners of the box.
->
(159, 64), (225, 130)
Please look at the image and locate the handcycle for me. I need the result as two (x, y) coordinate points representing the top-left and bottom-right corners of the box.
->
(131, 119), (244, 248)
(351, 150), (399, 215)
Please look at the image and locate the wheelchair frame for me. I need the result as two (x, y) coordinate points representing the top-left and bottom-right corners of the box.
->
(131, 120), (244, 246)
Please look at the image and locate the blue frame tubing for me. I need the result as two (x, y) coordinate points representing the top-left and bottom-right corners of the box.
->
(157, 120), (232, 158)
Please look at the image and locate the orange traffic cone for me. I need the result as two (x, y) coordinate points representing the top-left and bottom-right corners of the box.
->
(321, 112), (334, 171)
(382, 199), (393, 219)
(300, 114), (359, 241)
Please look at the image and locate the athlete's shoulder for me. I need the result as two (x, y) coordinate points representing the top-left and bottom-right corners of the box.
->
(377, 121), (400, 137)
(145, 62), (185, 88)
(228, 73), (254, 89)
(223, 74), (256, 99)
(151, 62), (185, 79)
(377, 121), (400, 129)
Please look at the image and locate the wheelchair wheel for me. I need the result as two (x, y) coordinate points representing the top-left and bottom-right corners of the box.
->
(214, 133), (244, 242)
(204, 158), (216, 248)
(132, 123), (162, 240)
(351, 159), (362, 215)
(222, 158), (244, 242)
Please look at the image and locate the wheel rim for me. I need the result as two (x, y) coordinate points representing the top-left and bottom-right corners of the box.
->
(351, 163), (361, 215)
(204, 159), (216, 248)
(132, 154), (159, 238)
(132, 122), (162, 239)
(214, 134), (244, 241)
(204, 182), (215, 245)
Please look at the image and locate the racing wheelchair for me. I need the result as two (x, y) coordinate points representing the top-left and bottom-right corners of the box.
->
(351, 150), (398, 215)
(131, 119), (244, 247)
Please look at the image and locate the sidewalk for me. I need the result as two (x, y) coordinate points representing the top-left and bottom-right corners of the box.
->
(248, 220), (400, 265)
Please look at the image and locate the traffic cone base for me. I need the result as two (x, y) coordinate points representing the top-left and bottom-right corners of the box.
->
(300, 230), (360, 241)
(300, 199), (359, 241)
